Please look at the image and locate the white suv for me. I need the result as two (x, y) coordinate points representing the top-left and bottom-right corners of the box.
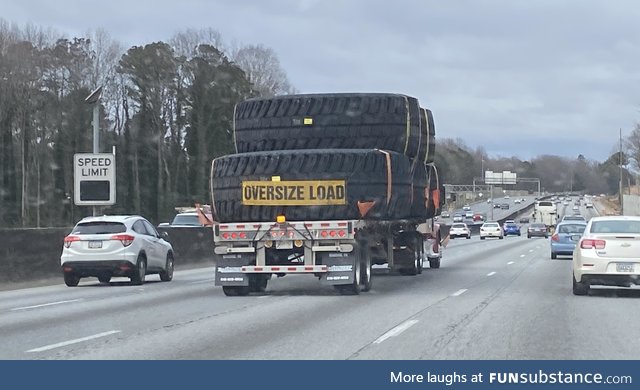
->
(61, 215), (175, 286)
(449, 223), (471, 239)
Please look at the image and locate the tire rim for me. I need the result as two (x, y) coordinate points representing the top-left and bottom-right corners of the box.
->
(139, 260), (146, 279)
(167, 257), (174, 278)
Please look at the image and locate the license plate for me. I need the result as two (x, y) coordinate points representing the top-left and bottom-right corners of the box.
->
(275, 240), (293, 250)
(616, 263), (634, 273)
(88, 241), (103, 249)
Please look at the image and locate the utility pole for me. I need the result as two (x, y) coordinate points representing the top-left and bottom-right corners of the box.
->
(620, 128), (624, 215)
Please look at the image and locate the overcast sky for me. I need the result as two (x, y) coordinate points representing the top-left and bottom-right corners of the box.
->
(4, 0), (640, 161)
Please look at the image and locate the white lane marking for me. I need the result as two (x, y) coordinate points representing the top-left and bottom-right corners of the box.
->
(26, 330), (121, 353)
(520, 255), (526, 258)
(11, 299), (83, 311)
(507, 261), (515, 265)
(258, 295), (270, 299)
(451, 289), (468, 297)
(190, 278), (217, 285)
(373, 320), (419, 344)
(487, 272), (497, 276)
(529, 249), (534, 252)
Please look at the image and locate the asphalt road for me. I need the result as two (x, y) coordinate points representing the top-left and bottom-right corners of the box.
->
(2, 199), (636, 360)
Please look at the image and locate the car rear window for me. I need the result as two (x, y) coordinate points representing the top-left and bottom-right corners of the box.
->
(590, 221), (640, 234)
(73, 222), (126, 234)
(484, 223), (499, 228)
(452, 223), (466, 228)
(558, 224), (586, 234)
(531, 224), (546, 228)
(172, 214), (200, 225)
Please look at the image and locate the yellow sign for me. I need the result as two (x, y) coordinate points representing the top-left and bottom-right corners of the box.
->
(242, 180), (346, 206)
(303, 117), (313, 125)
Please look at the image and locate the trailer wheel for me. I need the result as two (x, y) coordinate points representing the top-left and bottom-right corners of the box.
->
(429, 257), (441, 269)
(248, 274), (268, 293)
(335, 253), (361, 295)
(223, 286), (250, 296)
(360, 243), (373, 292)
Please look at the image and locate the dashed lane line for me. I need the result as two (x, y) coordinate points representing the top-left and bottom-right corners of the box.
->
(11, 299), (83, 311)
(26, 330), (121, 353)
(487, 272), (497, 276)
(373, 320), (419, 344)
(507, 261), (515, 265)
(451, 289), (468, 297)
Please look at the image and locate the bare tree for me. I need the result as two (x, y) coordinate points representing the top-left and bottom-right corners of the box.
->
(231, 44), (295, 97)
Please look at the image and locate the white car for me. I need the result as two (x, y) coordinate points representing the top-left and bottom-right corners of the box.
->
(449, 223), (471, 239)
(61, 215), (175, 286)
(572, 216), (640, 295)
(462, 205), (471, 211)
(586, 202), (594, 208)
(514, 199), (522, 204)
(480, 222), (504, 239)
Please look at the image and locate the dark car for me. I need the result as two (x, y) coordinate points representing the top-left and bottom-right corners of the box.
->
(503, 222), (521, 236)
(527, 223), (548, 238)
(519, 217), (530, 223)
(500, 203), (510, 210)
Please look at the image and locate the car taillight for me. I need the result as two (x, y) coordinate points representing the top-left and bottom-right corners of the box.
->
(111, 234), (135, 247)
(64, 235), (80, 248)
(551, 234), (559, 242)
(580, 239), (606, 249)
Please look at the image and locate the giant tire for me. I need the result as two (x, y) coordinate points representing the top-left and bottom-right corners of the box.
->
(409, 163), (441, 219)
(211, 149), (413, 222)
(234, 93), (428, 159)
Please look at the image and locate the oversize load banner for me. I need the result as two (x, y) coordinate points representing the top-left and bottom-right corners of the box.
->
(242, 180), (346, 206)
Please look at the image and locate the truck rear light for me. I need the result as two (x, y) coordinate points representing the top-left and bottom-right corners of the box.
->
(321, 231), (328, 238)
(231, 232), (238, 239)
(338, 230), (346, 237)
(239, 232), (247, 239)
(222, 232), (230, 239)
(64, 235), (80, 248)
(111, 234), (135, 247)
(329, 230), (336, 237)
(580, 239), (606, 249)
(551, 234), (559, 242)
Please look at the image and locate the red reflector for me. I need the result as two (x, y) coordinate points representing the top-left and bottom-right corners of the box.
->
(305, 266), (314, 271)
(220, 225), (228, 230)
(63, 266), (73, 272)
(239, 232), (247, 239)
(111, 234), (135, 247)
(320, 223), (331, 227)
(329, 230), (336, 237)
(321, 231), (328, 238)
(254, 267), (263, 272)
(338, 222), (348, 227)
(288, 231), (295, 238)
(288, 267), (297, 271)
(338, 230), (346, 237)
(236, 225), (245, 229)
(222, 232), (230, 239)
(231, 232), (238, 239)
(551, 234), (559, 242)
(119, 264), (131, 270)
(272, 267), (280, 271)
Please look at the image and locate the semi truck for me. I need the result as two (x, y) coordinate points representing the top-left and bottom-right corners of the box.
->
(212, 180), (445, 296)
(210, 93), (444, 296)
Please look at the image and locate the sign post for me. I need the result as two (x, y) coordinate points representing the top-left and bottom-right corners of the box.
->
(74, 153), (116, 207)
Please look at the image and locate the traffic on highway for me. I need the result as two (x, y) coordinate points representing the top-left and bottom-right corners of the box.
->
(2, 196), (635, 360)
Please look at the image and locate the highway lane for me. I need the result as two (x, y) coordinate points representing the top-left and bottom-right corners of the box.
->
(3, 201), (638, 360)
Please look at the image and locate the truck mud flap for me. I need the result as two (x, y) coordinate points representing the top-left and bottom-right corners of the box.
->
(215, 253), (254, 287)
(318, 252), (357, 286)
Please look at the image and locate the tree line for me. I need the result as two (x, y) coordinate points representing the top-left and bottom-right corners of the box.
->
(0, 21), (294, 228)
(1, 20), (638, 228)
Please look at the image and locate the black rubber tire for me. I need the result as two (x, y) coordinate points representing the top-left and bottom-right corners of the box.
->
(159, 253), (174, 282)
(335, 253), (362, 295)
(359, 242), (373, 292)
(480, 236), (485, 240)
(572, 274), (589, 296)
(223, 286), (250, 296)
(248, 274), (268, 293)
(64, 273), (80, 287)
(551, 252), (557, 260)
(98, 275), (111, 284)
(429, 257), (441, 269)
(528, 235), (531, 239)
(130, 256), (146, 286)
(418, 108), (436, 163)
(409, 163), (440, 219)
(499, 236), (504, 240)
(211, 149), (413, 222)
(234, 93), (425, 158)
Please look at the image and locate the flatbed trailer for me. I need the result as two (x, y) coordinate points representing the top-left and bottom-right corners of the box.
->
(213, 218), (442, 296)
